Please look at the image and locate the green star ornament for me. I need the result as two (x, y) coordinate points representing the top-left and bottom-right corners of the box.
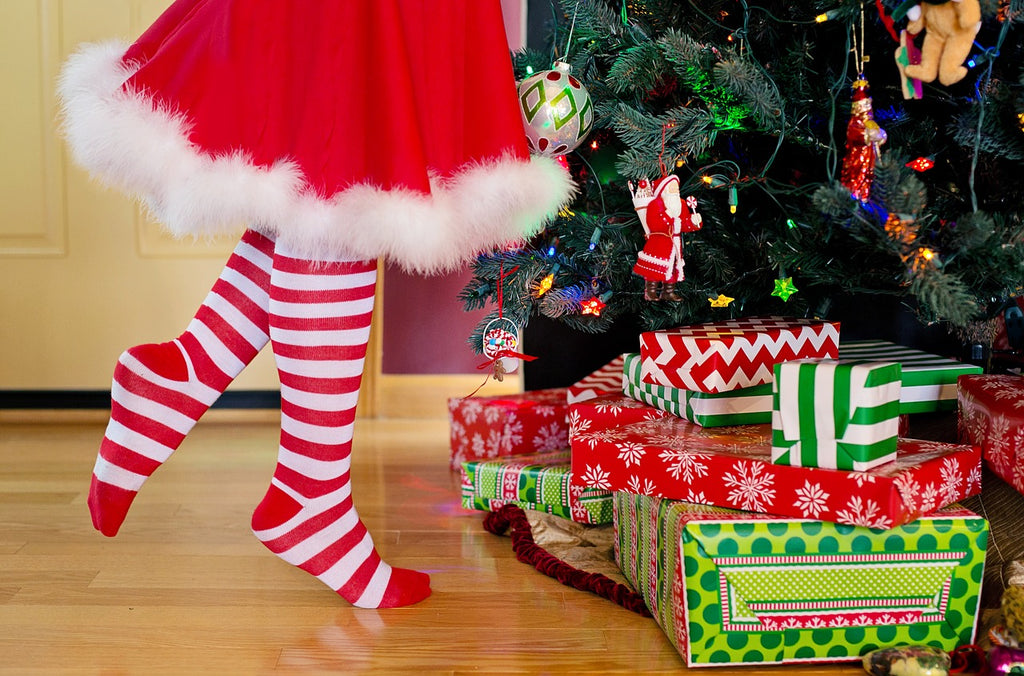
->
(771, 276), (797, 302)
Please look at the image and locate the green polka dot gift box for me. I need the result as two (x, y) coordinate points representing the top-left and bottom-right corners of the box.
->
(614, 492), (987, 667)
(460, 450), (613, 525)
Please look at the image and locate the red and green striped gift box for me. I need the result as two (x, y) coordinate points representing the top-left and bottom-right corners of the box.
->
(614, 492), (987, 667)
(460, 452), (612, 525)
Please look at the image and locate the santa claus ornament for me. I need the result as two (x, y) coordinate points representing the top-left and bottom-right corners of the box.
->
(56, 0), (575, 609)
(840, 76), (887, 201)
(629, 175), (703, 300)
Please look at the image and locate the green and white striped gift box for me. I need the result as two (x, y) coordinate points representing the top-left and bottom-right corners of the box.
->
(623, 352), (772, 427)
(837, 340), (982, 413)
(772, 359), (902, 471)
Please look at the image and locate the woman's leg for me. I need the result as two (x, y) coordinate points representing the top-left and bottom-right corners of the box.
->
(251, 248), (431, 608)
(89, 229), (275, 536)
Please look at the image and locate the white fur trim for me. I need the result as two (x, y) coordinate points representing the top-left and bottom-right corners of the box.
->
(57, 41), (577, 273)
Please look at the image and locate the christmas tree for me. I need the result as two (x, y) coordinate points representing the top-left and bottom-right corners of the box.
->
(461, 0), (1024, 360)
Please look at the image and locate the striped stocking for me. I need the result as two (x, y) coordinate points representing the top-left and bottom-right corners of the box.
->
(251, 249), (431, 608)
(89, 229), (275, 536)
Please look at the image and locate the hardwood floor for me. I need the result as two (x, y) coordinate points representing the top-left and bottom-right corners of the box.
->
(0, 416), (864, 674)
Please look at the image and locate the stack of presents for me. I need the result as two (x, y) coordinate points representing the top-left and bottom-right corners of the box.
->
(447, 316), (1021, 668)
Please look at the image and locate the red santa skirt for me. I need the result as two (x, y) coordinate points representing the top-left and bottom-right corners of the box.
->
(57, 0), (575, 272)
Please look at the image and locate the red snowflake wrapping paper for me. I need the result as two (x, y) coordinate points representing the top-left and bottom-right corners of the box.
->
(639, 316), (840, 393)
(567, 355), (626, 404)
(571, 416), (981, 529)
(568, 394), (670, 443)
(958, 374), (1024, 494)
(447, 388), (569, 470)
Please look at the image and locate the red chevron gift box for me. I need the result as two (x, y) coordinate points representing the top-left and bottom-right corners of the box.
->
(571, 416), (981, 529)
(447, 388), (569, 470)
(958, 374), (1024, 495)
(639, 317), (840, 393)
(567, 355), (626, 404)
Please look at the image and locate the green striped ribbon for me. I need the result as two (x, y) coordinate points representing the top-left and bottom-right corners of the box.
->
(771, 360), (901, 471)
(623, 353), (771, 427)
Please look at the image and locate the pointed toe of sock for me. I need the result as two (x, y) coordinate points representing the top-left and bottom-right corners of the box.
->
(88, 475), (136, 537)
(367, 567), (432, 609)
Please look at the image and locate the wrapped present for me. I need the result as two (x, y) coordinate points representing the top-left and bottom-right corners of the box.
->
(571, 416), (981, 528)
(615, 492), (987, 667)
(448, 388), (569, 470)
(568, 394), (669, 442)
(838, 340), (982, 413)
(958, 375), (1024, 495)
(771, 359), (902, 471)
(639, 316), (840, 394)
(568, 355), (626, 404)
(624, 352), (772, 427)
(460, 451), (612, 525)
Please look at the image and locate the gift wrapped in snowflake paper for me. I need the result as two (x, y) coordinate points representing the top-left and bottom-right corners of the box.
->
(571, 416), (981, 528)
(615, 492), (987, 667)
(958, 374), (1024, 495)
(447, 388), (569, 470)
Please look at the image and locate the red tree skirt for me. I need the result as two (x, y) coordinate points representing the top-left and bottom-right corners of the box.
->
(482, 504), (652, 617)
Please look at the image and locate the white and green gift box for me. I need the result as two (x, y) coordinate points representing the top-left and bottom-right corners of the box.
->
(614, 492), (987, 668)
(838, 340), (982, 413)
(623, 353), (772, 427)
(771, 359), (902, 471)
(623, 341), (980, 427)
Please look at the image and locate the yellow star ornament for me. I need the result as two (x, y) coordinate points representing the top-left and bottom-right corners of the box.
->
(771, 277), (798, 301)
(708, 294), (734, 308)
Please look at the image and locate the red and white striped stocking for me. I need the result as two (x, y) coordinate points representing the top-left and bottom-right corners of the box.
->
(251, 249), (431, 608)
(89, 229), (275, 536)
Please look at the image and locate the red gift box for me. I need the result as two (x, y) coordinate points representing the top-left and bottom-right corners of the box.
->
(447, 388), (569, 470)
(639, 316), (840, 393)
(568, 394), (670, 443)
(959, 374), (1024, 494)
(571, 416), (981, 529)
(567, 355), (625, 404)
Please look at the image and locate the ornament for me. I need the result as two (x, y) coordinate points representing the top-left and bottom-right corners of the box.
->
(629, 175), (703, 301)
(771, 277), (798, 301)
(580, 297), (605, 316)
(482, 317), (521, 376)
(862, 645), (951, 676)
(906, 156), (934, 172)
(708, 294), (734, 308)
(518, 61), (594, 157)
(989, 645), (1024, 675)
(840, 76), (887, 201)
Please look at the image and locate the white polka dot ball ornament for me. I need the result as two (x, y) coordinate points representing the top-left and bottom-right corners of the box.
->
(518, 61), (594, 157)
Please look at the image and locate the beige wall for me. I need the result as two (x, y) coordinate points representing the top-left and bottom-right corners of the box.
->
(0, 1), (522, 417)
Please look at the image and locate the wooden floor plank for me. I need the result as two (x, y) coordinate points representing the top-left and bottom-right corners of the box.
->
(0, 418), (864, 674)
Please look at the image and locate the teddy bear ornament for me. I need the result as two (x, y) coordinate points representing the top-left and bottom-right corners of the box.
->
(892, 0), (982, 87)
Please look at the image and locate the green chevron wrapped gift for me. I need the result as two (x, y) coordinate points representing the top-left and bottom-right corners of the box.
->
(623, 353), (772, 427)
(772, 359), (902, 471)
(460, 452), (612, 525)
(614, 492), (987, 668)
(837, 340), (982, 413)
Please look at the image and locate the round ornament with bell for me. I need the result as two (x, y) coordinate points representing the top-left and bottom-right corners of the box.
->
(518, 61), (594, 157)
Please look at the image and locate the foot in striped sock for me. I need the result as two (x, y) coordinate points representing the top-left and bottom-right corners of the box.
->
(89, 229), (275, 537)
(251, 250), (431, 608)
